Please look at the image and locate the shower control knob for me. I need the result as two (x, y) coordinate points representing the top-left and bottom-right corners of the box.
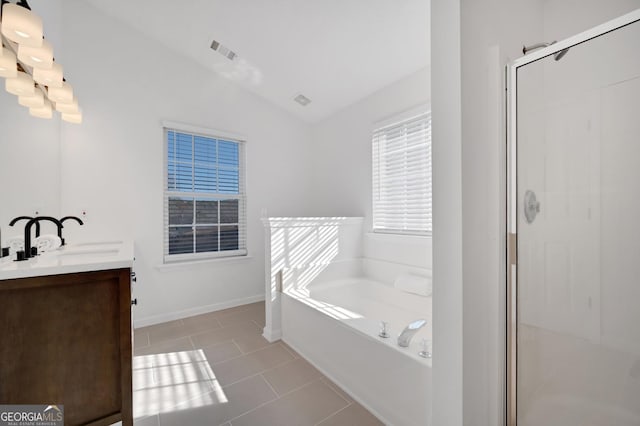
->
(379, 321), (390, 338)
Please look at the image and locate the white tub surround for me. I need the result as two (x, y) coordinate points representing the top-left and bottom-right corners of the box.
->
(0, 241), (133, 280)
(282, 269), (432, 425)
(261, 217), (364, 341)
(264, 217), (432, 424)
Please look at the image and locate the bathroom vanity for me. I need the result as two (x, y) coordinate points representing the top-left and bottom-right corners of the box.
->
(0, 242), (134, 425)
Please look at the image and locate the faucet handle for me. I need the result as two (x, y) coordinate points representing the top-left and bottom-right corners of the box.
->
(419, 338), (432, 359)
(378, 321), (390, 338)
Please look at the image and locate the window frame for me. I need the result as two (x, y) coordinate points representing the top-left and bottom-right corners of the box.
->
(162, 122), (248, 263)
(371, 105), (432, 237)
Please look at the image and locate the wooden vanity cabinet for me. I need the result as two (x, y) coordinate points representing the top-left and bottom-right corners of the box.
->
(0, 268), (133, 426)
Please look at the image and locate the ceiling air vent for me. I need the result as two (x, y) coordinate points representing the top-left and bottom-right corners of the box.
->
(294, 94), (312, 106)
(210, 39), (237, 61)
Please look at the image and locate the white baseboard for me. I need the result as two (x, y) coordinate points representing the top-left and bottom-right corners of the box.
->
(133, 294), (265, 328)
(282, 337), (391, 426)
(262, 327), (282, 342)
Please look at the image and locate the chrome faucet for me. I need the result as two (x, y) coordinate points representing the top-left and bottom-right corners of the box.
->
(397, 319), (427, 347)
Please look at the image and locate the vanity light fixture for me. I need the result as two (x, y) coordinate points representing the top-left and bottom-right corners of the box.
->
(17, 38), (52, 68)
(47, 81), (73, 103)
(0, 0), (81, 123)
(33, 61), (62, 87)
(29, 98), (52, 118)
(61, 110), (82, 124)
(5, 69), (34, 95)
(17, 88), (43, 107)
(55, 96), (78, 113)
(0, 1), (43, 47)
(0, 47), (17, 77)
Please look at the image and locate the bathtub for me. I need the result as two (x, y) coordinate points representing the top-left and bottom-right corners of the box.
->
(281, 276), (432, 426)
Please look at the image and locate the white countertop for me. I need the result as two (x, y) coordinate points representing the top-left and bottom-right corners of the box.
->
(0, 241), (134, 281)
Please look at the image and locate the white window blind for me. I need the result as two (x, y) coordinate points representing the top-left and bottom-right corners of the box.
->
(372, 111), (432, 235)
(164, 127), (247, 262)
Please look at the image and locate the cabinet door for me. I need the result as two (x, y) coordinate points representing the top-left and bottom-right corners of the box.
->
(0, 269), (132, 426)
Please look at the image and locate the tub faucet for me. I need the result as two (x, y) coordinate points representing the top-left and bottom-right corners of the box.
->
(398, 319), (427, 347)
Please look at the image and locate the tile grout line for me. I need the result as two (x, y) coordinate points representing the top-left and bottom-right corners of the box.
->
(221, 389), (280, 424)
(182, 318), (224, 338)
(312, 401), (355, 426)
(208, 341), (290, 368)
(277, 340), (302, 358)
(188, 320), (262, 345)
(229, 339), (244, 356)
(280, 343), (299, 359)
(136, 302), (262, 334)
(223, 378), (323, 424)
(216, 354), (297, 388)
(259, 372), (281, 398)
(320, 377), (353, 405)
(144, 315), (262, 348)
(134, 331), (151, 349)
(272, 376), (324, 399)
(225, 376), (347, 424)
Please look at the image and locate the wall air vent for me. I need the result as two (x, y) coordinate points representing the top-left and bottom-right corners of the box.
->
(294, 94), (312, 106)
(210, 39), (237, 61)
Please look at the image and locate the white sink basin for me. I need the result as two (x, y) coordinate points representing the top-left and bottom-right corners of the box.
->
(70, 240), (124, 247)
(56, 248), (120, 258)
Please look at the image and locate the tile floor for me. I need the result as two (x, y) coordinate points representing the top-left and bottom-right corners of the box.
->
(130, 301), (383, 426)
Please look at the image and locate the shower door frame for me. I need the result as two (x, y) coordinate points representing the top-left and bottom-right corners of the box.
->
(505, 9), (640, 426)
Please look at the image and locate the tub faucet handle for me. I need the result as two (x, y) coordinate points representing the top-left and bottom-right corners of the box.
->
(379, 321), (390, 338)
(419, 338), (432, 359)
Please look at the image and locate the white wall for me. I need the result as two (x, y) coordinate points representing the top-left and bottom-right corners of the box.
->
(310, 68), (430, 223)
(460, 2), (544, 425)
(430, 1), (464, 424)
(309, 68), (432, 269)
(0, 99), (61, 239)
(432, 0), (639, 424)
(1, 0), (317, 326)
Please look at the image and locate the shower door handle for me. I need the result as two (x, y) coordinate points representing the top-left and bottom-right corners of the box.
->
(524, 190), (540, 223)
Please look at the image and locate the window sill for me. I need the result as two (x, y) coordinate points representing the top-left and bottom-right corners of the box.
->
(156, 255), (253, 271)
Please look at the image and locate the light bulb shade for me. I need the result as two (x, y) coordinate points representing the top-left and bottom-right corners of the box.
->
(47, 81), (73, 103)
(61, 110), (82, 124)
(6, 71), (35, 96)
(18, 90), (44, 107)
(33, 62), (63, 87)
(29, 100), (53, 119)
(18, 39), (53, 69)
(1, 3), (43, 47)
(55, 97), (79, 113)
(0, 48), (18, 78)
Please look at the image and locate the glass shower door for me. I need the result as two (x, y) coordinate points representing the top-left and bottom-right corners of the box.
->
(512, 13), (640, 426)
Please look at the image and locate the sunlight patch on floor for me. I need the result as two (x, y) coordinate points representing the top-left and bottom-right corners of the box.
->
(133, 349), (227, 419)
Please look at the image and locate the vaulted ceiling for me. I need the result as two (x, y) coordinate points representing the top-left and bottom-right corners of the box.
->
(85, 0), (430, 123)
